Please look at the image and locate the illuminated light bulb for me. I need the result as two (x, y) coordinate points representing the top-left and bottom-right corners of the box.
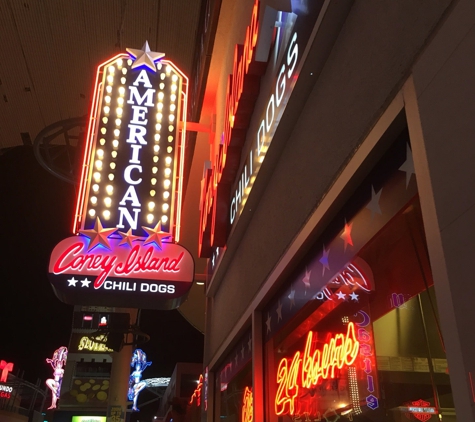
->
(118, 86), (125, 96)
(172, 74), (178, 82)
(152, 167), (158, 174)
(103, 210), (111, 219)
(157, 63), (162, 70)
(154, 134), (160, 141)
(162, 203), (169, 212)
(115, 118), (121, 126)
(157, 103), (163, 110)
(106, 185), (113, 195)
(108, 174), (114, 181)
(163, 191), (170, 199)
(164, 179), (171, 189)
(171, 84), (177, 92)
(168, 125), (174, 132)
(155, 123), (162, 131)
(151, 178), (157, 185)
(154, 145), (160, 153)
(259, 155), (265, 163)
(122, 67), (127, 75)
(171, 94), (176, 102)
(99, 138), (106, 145)
(112, 139), (119, 148)
(101, 127), (107, 134)
(110, 162), (116, 169)
(108, 66), (115, 74)
(160, 73), (165, 80)
(168, 135), (173, 142)
(117, 58), (123, 67)
(106, 85), (112, 93)
(105, 95), (111, 103)
(116, 107), (123, 116)
(167, 146), (173, 153)
(150, 190), (156, 197)
(170, 104), (176, 112)
(156, 113), (163, 120)
(96, 149), (104, 158)
(103, 105), (110, 114)
(118, 97), (124, 105)
(148, 202), (155, 211)
(164, 168), (171, 177)
(153, 156), (158, 163)
(104, 197), (112, 207)
(147, 214), (154, 223)
(88, 209), (96, 217)
(161, 215), (168, 223)
(95, 160), (103, 170)
(121, 77), (126, 84)
(159, 83), (165, 90)
(92, 184), (99, 192)
(169, 114), (175, 122)
(127, 59), (132, 66)
(166, 65), (172, 74)
(94, 172), (101, 182)
(107, 75), (114, 84)
(165, 156), (172, 165)
(114, 129), (120, 137)
(91, 196), (97, 204)
(102, 117), (108, 124)
(158, 92), (164, 100)
(111, 151), (117, 158)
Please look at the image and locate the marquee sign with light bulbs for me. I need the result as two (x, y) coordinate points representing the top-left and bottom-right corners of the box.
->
(48, 42), (194, 310)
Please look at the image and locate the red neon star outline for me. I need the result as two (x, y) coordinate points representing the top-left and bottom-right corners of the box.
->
(340, 222), (353, 251)
(142, 223), (171, 249)
(79, 218), (117, 250)
(118, 228), (142, 247)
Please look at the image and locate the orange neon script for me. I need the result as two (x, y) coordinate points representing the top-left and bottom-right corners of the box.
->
(242, 386), (253, 422)
(275, 322), (360, 416)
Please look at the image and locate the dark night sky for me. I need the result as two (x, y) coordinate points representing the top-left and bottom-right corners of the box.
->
(0, 146), (204, 385)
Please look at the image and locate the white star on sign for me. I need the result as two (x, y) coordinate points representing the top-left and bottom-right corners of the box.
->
(266, 313), (272, 333)
(81, 278), (91, 288)
(336, 291), (346, 300)
(399, 144), (416, 188)
(67, 277), (78, 287)
(126, 41), (165, 72)
(350, 292), (359, 301)
(366, 185), (382, 219)
(276, 301), (283, 322)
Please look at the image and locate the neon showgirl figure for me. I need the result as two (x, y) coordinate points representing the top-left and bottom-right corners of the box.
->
(128, 349), (152, 411)
(45, 346), (68, 410)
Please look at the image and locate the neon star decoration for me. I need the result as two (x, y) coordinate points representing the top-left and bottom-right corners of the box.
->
(126, 41), (165, 72)
(79, 217), (117, 250)
(142, 222), (171, 249)
(118, 228), (142, 247)
(340, 222), (353, 251)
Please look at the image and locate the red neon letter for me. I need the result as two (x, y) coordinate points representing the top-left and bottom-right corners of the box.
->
(0, 361), (14, 383)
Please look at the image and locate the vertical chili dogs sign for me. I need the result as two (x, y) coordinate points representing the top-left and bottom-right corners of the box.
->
(49, 42), (194, 310)
(199, 0), (325, 258)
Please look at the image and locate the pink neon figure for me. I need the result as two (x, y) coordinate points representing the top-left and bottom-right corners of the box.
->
(45, 346), (68, 409)
(128, 349), (152, 411)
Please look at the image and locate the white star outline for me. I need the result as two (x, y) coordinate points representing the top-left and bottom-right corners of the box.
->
(67, 277), (78, 287)
(81, 278), (91, 288)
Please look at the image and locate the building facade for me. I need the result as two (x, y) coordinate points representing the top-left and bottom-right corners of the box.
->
(197, 0), (475, 421)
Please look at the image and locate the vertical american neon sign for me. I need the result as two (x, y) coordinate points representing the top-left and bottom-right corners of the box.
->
(73, 43), (188, 242)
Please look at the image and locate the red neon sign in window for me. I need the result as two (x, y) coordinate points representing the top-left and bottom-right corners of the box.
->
(0, 361), (13, 383)
(242, 386), (253, 422)
(275, 322), (360, 416)
(189, 374), (203, 407)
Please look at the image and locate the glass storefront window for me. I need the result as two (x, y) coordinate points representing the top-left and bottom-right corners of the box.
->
(265, 198), (454, 421)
